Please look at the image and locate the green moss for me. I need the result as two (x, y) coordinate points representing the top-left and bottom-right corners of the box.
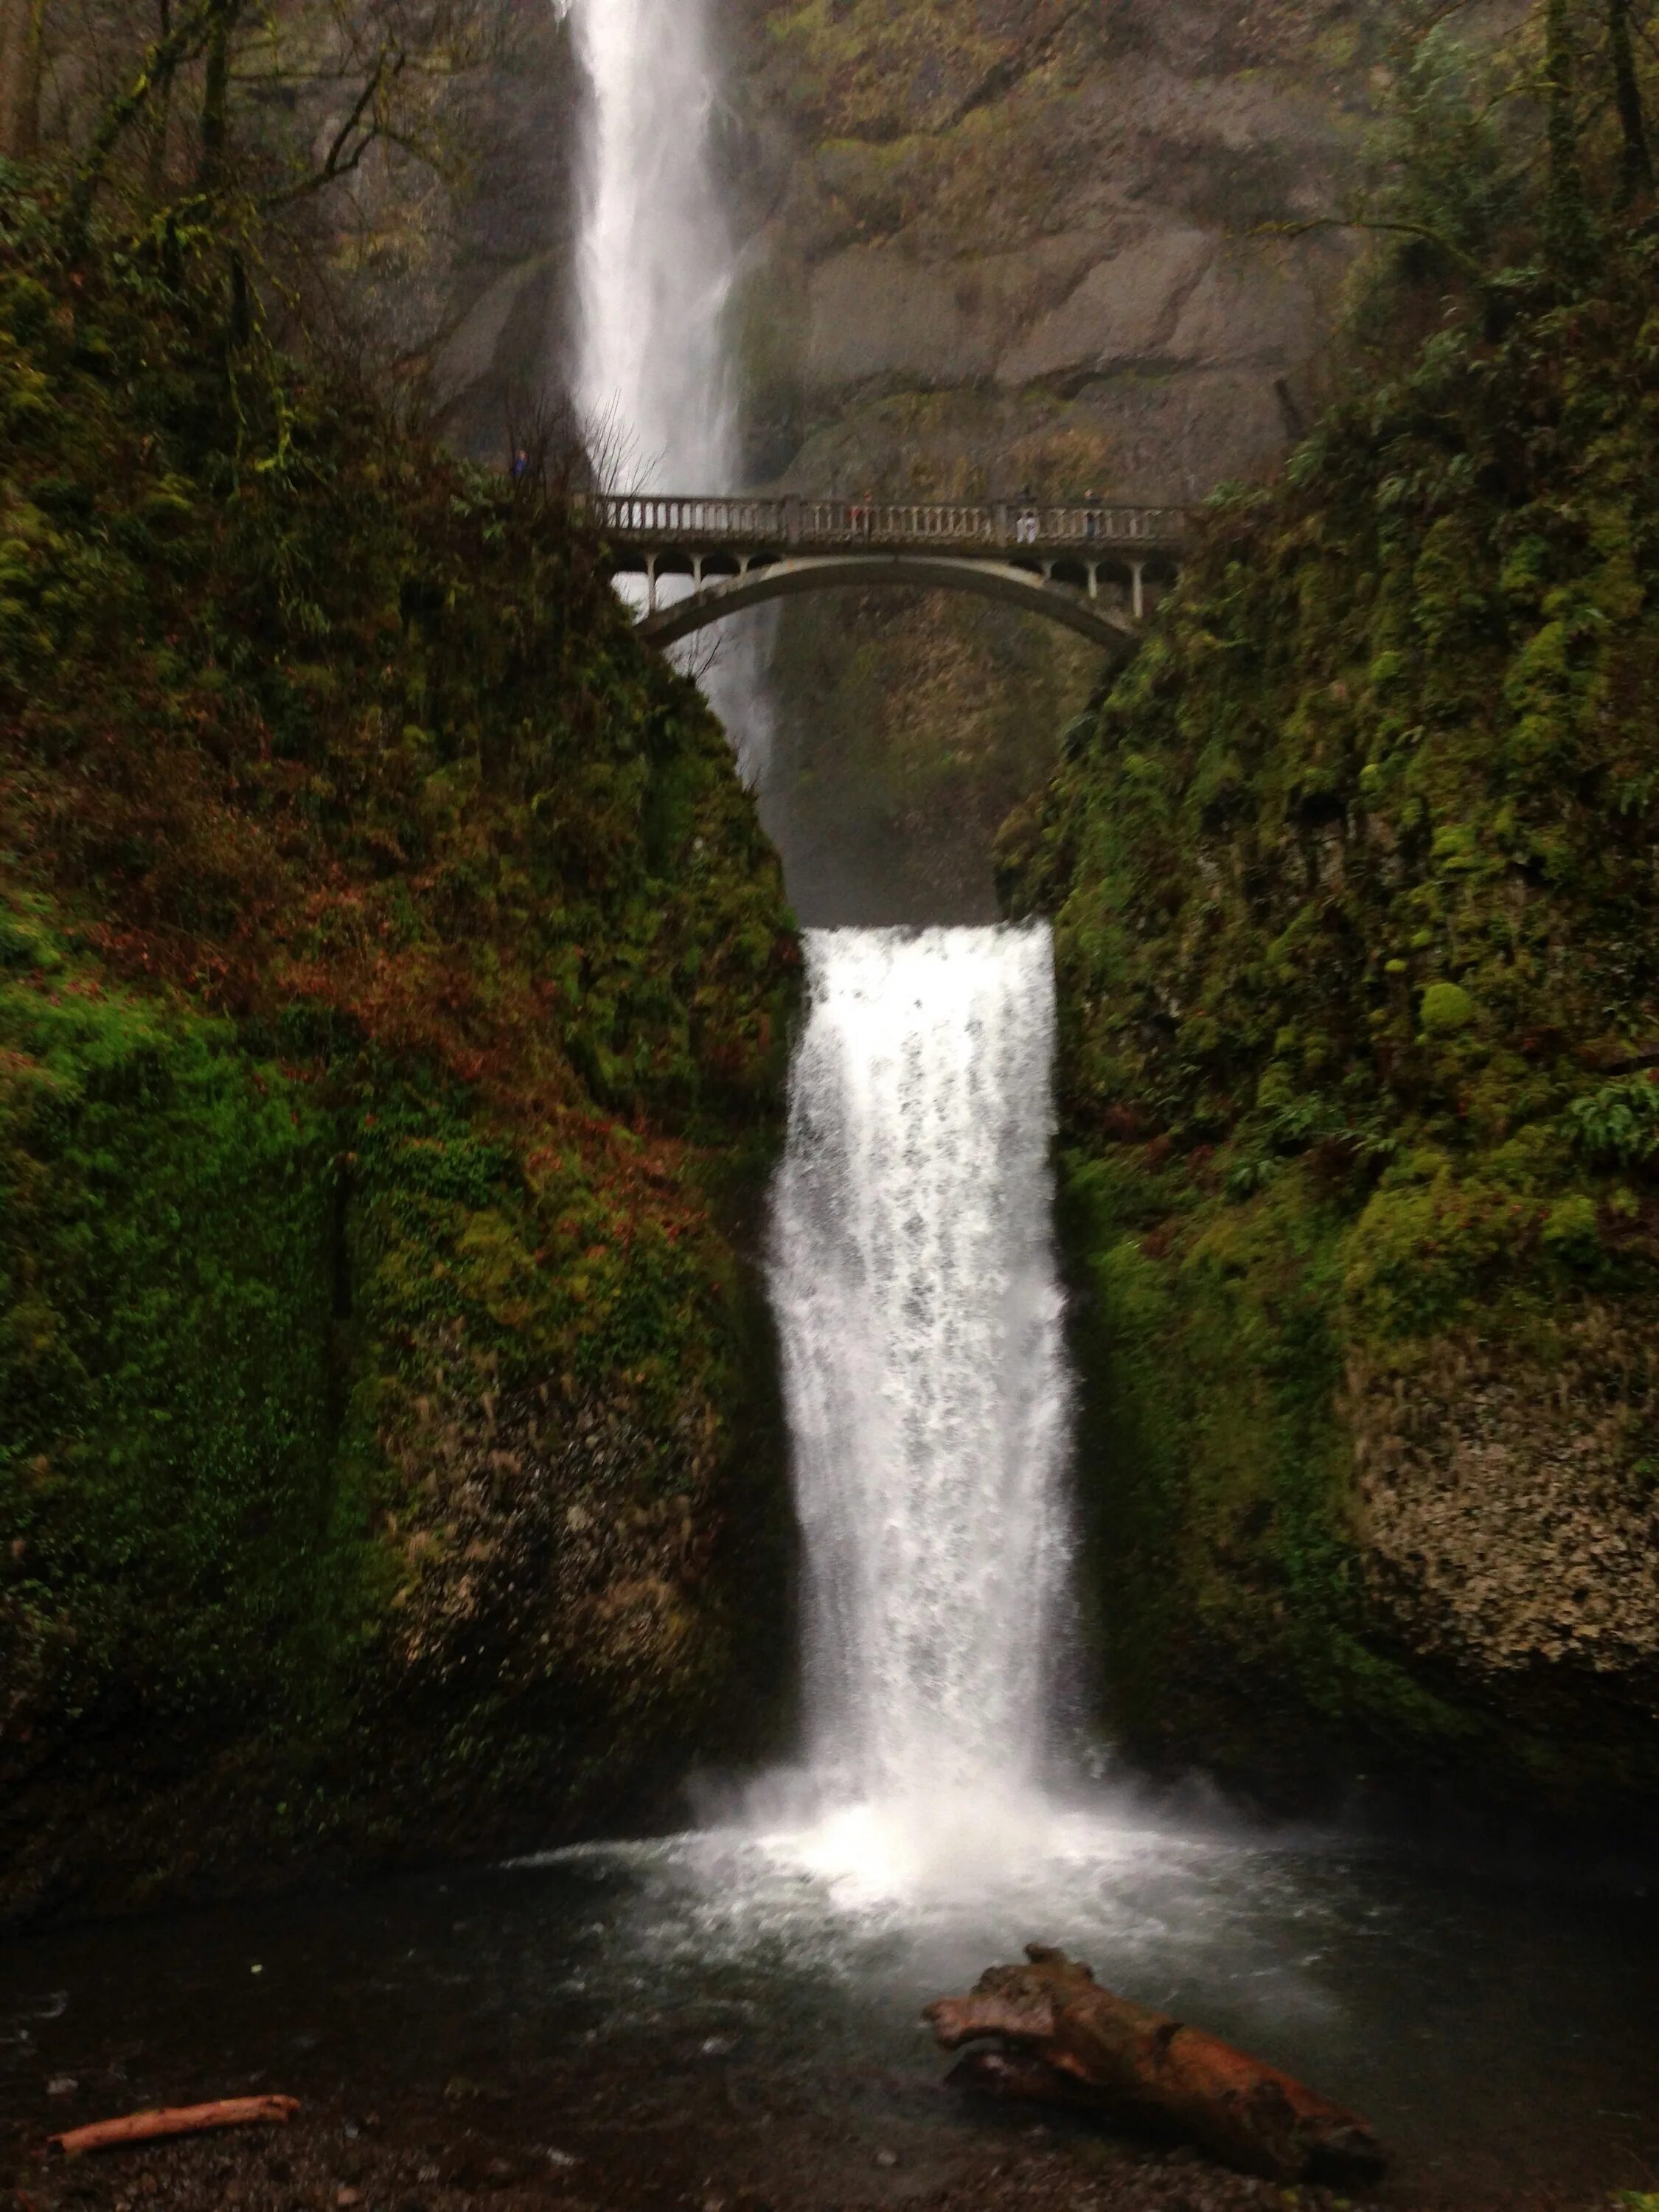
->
(1007, 225), (1659, 1818)
(1419, 981), (1475, 1034)
(0, 181), (799, 1918)
(1, 934), (351, 1750)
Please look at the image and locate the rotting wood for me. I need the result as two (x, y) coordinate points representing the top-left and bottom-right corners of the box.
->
(49, 2096), (301, 2157)
(924, 1945), (1385, 2185)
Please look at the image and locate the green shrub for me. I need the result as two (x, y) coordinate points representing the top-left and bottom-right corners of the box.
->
(1419, 981), (1475, 1036)
(1568, 1072), (1659, 1167)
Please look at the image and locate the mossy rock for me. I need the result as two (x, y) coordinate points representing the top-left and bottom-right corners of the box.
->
(1008, 231), (1659, 1827)
(1419, 981), (1475, 1036)
(0, 181), (800, 1921)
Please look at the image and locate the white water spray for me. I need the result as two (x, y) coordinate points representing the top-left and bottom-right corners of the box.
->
(567, 0), (772, 778)
(764, 927), (1073, 1884)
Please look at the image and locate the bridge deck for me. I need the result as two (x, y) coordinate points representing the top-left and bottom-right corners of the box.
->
(580, 493), (1189, 563)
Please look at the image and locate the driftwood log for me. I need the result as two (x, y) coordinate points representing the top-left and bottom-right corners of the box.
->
(925, 1946), (1385, 2186)
(49, 2097), (301, 2157)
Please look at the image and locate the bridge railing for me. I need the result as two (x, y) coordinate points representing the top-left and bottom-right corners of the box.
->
(796, 500), (996, 546)
(587, 495), (782, 540)
(579, 493), (1189, 554)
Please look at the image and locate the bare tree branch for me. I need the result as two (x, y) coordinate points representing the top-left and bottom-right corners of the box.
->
(67, 0), (245, 234)
(1253, 214), (1490, 279)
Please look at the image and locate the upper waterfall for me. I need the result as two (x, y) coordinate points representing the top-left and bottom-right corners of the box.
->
(567, 0), (771, 778)
(569, 0), (737, 493)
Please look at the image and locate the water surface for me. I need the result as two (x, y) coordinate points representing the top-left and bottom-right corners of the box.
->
(4, 1809), (1655, 2206)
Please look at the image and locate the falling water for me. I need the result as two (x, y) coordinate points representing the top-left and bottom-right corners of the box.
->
(569, 0), (734, 487)
(567, 0), (773, 779)
(765, 927), (1073, 1874)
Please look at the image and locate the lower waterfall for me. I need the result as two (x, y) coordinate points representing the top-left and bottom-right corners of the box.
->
(764, 925), (1072, 1871)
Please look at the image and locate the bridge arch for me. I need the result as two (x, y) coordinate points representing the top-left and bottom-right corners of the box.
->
(636, 553), (1141, 657)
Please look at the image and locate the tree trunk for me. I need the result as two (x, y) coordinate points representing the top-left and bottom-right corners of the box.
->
(148, 0), (175, 193)
(0, 0), (46, 161)
(925, 1946), (1387, 2187)
(1545, 0), (1594, 274)
(64, 0), (246, 252)
(198, 13), (229, 192)
(1607, 0), (1654, 205)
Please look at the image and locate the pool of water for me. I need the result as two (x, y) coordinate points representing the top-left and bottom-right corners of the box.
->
(4, 1790), (1655, 2207)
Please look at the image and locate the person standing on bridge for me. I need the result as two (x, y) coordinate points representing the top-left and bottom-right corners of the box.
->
(1017, 487), (1040, 546)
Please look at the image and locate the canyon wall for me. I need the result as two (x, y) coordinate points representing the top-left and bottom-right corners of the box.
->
(720, 0), (1388, 920)
(0, 187), (798, 1922)
(1001, 228), (1659, 1823)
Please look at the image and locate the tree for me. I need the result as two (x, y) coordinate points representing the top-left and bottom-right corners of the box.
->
(1606, 0), (1654, 202)
(197, 7), (229, 191)
(63, 0), (512, 255)
(0, 0), (46, 158)
(1544, 0), (1596, 273)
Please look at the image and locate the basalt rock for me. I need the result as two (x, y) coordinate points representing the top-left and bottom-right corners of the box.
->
(0, 187), (799, 1923)
(1001, 222), (1659, 1826)
(717, 0), (1387, 924)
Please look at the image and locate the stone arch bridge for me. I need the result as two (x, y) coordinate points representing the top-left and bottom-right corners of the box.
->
(580, 495), (1189, 658)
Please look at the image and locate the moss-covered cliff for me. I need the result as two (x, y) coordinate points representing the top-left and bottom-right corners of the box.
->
(0, 178), (799, 1921)
(1002, 235), (1659, 1821)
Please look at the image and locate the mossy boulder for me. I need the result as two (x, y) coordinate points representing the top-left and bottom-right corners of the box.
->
(1004, 240), (1659, 1823)
(1419, 980), (1474, 1036)
(0, 184), (799, 1921)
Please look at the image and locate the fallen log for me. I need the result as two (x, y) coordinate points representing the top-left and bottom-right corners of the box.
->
(48, 2096), (301, 2158)
(924, 1945), (1385, 2187)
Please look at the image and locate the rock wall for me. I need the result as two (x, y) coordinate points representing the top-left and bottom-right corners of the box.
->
(719, 0), (1388, 921)
(0, 188), (798, 1923)
(999, 223), (1659, 1824)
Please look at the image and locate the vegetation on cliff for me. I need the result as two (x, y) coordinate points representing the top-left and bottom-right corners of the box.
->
(0, 171), (797, 1920)
(1003, 5), (1659, 1816)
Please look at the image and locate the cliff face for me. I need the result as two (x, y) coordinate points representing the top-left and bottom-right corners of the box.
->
(0, 184), (798, 1921)
(1000, 237), (1659, 1822)
(722, 0), (1384, 921)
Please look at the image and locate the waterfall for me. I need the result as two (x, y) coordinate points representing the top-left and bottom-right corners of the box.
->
(569, 0), (734, 487)
(566, 11), (1074, 1879)
(567, 0), (772, 780)
(767, 927), (1072, 1867)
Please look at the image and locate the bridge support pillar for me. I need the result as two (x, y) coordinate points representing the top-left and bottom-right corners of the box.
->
(646, 555), (658, 616)
(1130, 562), (1147, 622)
(1087, 564), (1100, 601)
